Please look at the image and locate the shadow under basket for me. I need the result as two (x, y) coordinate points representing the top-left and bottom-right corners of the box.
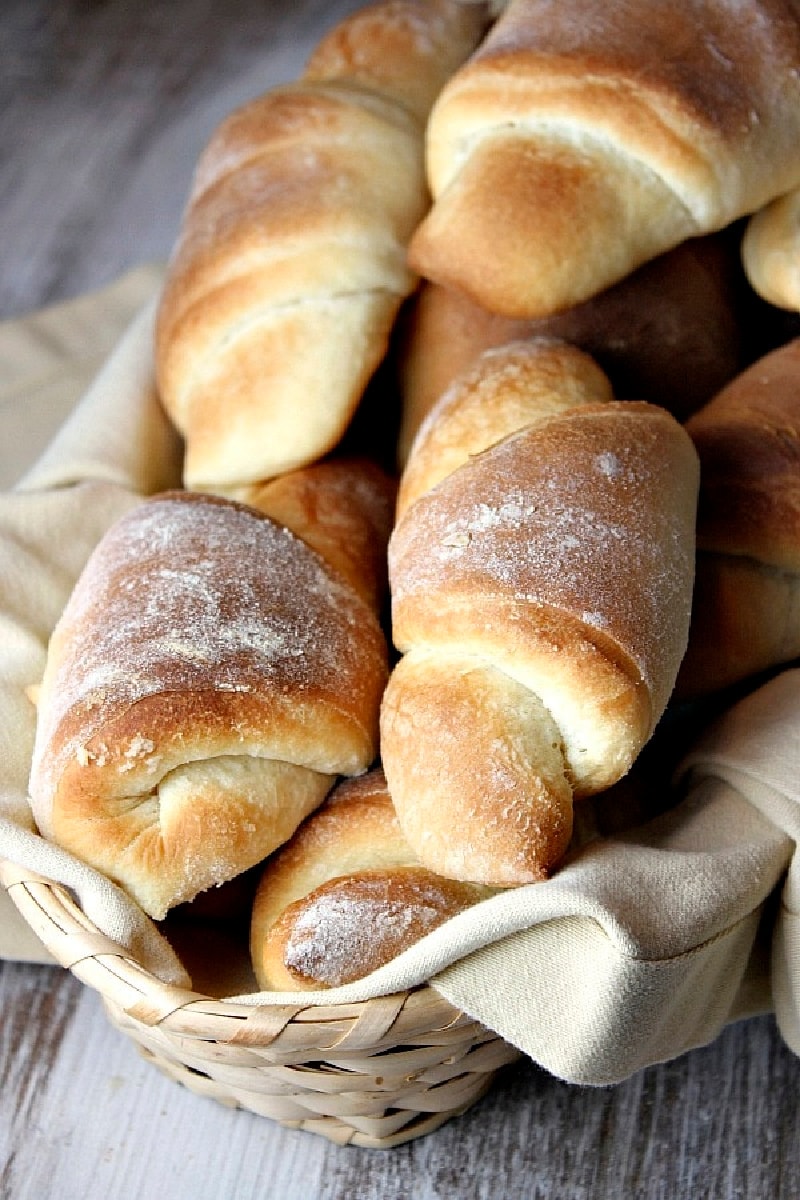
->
(0, 860), (521, 1149)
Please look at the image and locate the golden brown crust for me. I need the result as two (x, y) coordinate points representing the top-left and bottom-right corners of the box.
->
(410, 130), (694, 319)
(303, 0), (491, 123)
(677, 339), (800, 695)
(381, 353), (699, 885)
(685, 339), (800, 570)
(233, 457), (397, 612)
(409, 0), (800, 317)
(155, 88), (420, 489)
(29, 491), (389, 919)
(396, 338), (613, 516)
(391, 402), (698, 767)
(380, 656), (575, 885)
(250, 769), (490, 990)
(676, 553), (800, 697)
(397, 234), (744, 462)
(742, 188), (800, 312)
(155, 0), (487, 490)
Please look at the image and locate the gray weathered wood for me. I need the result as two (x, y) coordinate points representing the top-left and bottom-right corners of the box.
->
(2, 960), (800, 1200)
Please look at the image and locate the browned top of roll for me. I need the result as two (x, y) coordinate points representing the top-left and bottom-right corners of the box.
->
(397, 338), (614, 518)
(154, 1), (488, 490)
(30, 491), (389, 824)
(397, 234), (744, 464)
(463, 0), (800, 136)
(390, 401), (699, 725)
(410, 0), (800, 318)
(303, 0), (490, 123)
(269, 867), (485, 988)
(686, 338), (800, 571)
(250, 768), (490, 990)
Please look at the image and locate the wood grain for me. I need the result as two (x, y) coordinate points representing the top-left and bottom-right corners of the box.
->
(2, 960), (800, 1200)
(1, 0), (336, 318)
(2, 1), (800, 1197)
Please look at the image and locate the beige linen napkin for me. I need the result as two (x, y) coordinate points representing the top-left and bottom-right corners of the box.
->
(1, 270), (798, 1084)
(0, 268), (186, 978)
(0, 265), (166, 492)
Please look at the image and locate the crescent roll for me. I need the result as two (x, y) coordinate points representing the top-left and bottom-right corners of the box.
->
(381, 340), (699, 886)
(409, 0), (800, 319)
(250, 768), (491, 990)
(28, 466), (392, 919)
(155, 0), (487, 490)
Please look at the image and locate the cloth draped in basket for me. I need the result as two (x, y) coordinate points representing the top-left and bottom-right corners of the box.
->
(1, 267), (799, 1086)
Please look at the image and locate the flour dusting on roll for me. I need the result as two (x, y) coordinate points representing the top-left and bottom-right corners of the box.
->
(381, 340), (700, 886)
(29, 485), (390, 919)
(409, 0), (800, 318)
(250, 769), (491, 990)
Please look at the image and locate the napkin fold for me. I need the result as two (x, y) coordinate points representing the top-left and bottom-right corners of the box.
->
(1, 270), (798, 1084)
(0, 265), (166, 492)
(0, 268), (184, 976)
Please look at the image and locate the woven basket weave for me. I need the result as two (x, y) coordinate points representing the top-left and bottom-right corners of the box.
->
(1, 859), (520, 1148)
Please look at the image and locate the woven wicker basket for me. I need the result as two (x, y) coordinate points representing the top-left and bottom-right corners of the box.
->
(1, 859), (521, 1148)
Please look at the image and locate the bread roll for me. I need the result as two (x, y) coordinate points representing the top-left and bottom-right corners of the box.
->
(742, 189), (800, 313)
(676, 339), (800, 697)
(397, 234), (745, 463)
(155, 0), (487, 491)
(250, 768), (491, 990)
(408, 0), (800, 319)
(381, 340), (699, 885)
(28, 473), (392, 919)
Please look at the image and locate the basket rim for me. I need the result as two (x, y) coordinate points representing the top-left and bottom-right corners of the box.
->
(0, 856), (475, 1042)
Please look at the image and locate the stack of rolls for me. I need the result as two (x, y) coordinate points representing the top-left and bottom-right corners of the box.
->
(25, 0), (800, 989)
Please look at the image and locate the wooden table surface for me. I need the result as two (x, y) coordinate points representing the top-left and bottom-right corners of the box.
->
(2, 2), (800, 1197)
